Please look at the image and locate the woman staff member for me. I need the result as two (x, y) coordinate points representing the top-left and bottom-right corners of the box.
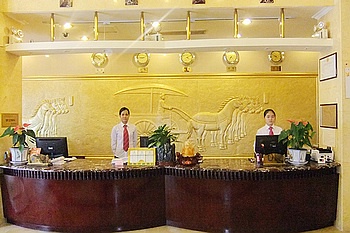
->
(256, 108), (282, 135)
(255, 109), (285, 164)
(111, 107), (138, 163)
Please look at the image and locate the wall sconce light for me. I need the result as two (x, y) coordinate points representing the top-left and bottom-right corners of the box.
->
(312, 21), (328, 38)
(9, 27), (23, 44)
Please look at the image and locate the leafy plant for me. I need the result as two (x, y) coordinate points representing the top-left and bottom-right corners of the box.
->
(148, 124), (177, 148)
(0, 123), (36, 151)
(278, 120), (315, 149)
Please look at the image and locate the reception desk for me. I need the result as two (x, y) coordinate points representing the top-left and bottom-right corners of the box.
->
(0, 159), (339, 233)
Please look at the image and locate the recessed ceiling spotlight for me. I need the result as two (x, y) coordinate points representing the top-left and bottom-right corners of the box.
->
(63, 23), (72, 29)
(81, 36), (89, 41)
(152, 21), (160, 28)
(242, 18), (252, 25)
(151, 21), (161, 33)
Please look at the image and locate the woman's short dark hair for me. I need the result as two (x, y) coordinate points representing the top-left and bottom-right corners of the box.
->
(119, 107), (130, 115)
(263, 108), (276, 117)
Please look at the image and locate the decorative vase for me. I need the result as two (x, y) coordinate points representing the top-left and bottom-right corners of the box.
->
(156, 143), (176, 166)
(288, 148), (307, 163)
(9, 147), (29, 165)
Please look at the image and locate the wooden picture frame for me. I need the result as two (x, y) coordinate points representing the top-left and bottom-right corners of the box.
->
(320, 103), (338, 129)
(128, 148), (156, 166)
(319, 52), (337, 81)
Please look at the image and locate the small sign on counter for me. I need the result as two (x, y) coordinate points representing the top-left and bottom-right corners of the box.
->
(128, 148), (156, 166)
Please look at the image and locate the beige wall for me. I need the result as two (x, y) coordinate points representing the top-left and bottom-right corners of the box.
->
(0, 12), (22, 163)
(340, 0), (350, 229)
(318, 0), (349, 230)
(22, 52), (319, 76)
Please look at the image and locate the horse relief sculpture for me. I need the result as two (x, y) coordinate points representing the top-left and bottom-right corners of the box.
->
(161, 96), (263, 152)
(28, 97), (69, 137)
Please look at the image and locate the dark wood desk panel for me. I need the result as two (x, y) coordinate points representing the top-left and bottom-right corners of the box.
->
(1, 162), (165, 232)
(165, 172), (339, 233)
(0, 159), (339, 233)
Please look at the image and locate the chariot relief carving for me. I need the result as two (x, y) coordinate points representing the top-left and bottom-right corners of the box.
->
(115, 84), (263, 153)
(164, 96), (263, 152)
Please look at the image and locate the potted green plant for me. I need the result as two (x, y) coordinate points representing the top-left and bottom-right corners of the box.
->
(148, 124), (177, 165)
(1, 123), (36, 164)
(278, 119), (315, 163)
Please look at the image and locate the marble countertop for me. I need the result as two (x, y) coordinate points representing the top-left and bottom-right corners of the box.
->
(0, 158), (340, 175)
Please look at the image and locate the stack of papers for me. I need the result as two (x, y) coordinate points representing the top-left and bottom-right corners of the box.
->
(50, 156), (66, 165)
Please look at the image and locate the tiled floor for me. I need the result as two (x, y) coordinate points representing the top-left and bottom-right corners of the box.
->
(0, 224), (343, 233)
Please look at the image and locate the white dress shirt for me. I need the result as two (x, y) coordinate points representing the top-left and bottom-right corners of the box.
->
(111, 122), (138, 161)
(254, 124), (283, 153)
(256, 124), (283, 135)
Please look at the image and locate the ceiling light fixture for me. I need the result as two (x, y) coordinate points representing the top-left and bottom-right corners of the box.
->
(81, 36), (89, 41)
(63, 23), (72, 29)
(241, 18), (252, 25)
(151, 21), (161, 33)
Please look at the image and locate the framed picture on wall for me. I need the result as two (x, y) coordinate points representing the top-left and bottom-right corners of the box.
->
(125, 0), (138, 5)
(319, 52), (337, 81)
(192, 0), (206, 4)
(60, 0), (73, 7)
(320, 103), (338, 129)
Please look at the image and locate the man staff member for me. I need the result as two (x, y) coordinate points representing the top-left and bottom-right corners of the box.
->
(111, 107), (138, 163)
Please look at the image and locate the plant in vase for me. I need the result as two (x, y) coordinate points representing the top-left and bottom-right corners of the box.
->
(278, 120), (315, 164)
(148, 124), (177, 165)
(1, 123), (36, 163)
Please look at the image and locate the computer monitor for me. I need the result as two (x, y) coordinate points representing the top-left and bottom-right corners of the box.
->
(35, 137), (69, 158)
(255, 135), (287, 155)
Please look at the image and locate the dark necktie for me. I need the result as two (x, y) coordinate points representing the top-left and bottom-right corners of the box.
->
(123, 125), (129, 152)
(269, 126), (274, 135)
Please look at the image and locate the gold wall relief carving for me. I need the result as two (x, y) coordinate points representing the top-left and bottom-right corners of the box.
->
(116, 84), (264, 154)
(22, 74), (316, 157)
(26, 98), (70, 137)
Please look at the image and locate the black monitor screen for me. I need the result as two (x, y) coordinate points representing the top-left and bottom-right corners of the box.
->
(255, 135), (287, 155)
(36, 137), (69, 158)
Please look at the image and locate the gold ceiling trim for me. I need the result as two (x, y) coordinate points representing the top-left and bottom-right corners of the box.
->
(22, 72), (317, 81)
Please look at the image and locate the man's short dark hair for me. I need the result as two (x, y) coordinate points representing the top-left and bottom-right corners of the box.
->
(119, 107), (130, 115)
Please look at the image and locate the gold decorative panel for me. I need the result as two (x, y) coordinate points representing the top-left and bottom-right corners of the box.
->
(22, 74), (317, 158)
